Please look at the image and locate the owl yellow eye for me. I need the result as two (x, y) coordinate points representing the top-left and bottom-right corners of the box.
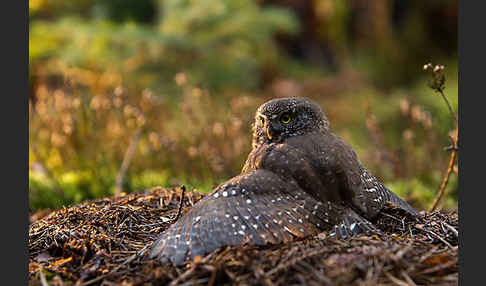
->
(259, 117), (265, 126)
(280, 114), (291, 124)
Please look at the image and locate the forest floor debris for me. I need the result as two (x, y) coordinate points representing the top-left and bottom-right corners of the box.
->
(29, 187), (458, 285)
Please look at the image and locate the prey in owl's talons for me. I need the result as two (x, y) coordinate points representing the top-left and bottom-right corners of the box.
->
(149, 97), (419, 266)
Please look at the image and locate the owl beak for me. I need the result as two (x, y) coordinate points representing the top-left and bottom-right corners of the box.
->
(257, 112), (274, 141)
(265, 122), (277, 141)
(266, 128), (273, 140)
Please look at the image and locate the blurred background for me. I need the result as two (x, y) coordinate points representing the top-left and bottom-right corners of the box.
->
(29, 0), (458, 213)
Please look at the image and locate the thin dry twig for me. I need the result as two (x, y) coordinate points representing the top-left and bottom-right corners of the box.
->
(400, 270), (418, 286)
(437, 89), (458, 124)
(384, 271), (409, 286)
(173, 185), (186, 222)
(265, 245), (332, 277)
(39, 268), (49, 286)
(414, 225), (453, 248)
(168, 252), (215, 286)
(441, 221), (458, 238)
(429, 126), (458, 212)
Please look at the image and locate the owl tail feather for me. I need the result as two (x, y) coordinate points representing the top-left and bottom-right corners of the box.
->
(383, 188), (421, 217)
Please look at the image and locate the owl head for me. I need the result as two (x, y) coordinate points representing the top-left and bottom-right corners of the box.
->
(252, 97), (330, 148)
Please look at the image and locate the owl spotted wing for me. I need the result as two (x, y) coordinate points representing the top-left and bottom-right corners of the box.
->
(327, 135), (420, 219)
(278, 133), (418, 220)
(149, 169), (370, 265)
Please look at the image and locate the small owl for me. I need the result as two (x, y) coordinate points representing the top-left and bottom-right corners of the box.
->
(149, 97), (419, 265)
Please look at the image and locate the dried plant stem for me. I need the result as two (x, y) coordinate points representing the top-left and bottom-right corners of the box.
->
(115, 127), (143, 196)
(438, 90), (458, 124)
(173, 185), (186, 222)
(429, 130), (457, 212)
(429, 89), (458, 212)
(39, 268), (49, 286)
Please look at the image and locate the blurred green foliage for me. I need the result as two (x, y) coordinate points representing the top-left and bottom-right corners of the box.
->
(29, 0), (458, 212)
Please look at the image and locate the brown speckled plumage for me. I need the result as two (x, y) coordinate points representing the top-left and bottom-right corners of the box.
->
(149, 97), (419, 265)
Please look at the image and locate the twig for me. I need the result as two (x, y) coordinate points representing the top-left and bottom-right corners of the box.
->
(384, 271), (409, 286)
(76, 245), (149, 286)
(114, 126), (143, 196)
(202, 265), (218, 286)
(438, 90), (458, 124)
(265, 246), (331, 277)
(429, 126), (458, 212)
(179, 278), (210, 286)
(441, 221), (458, 238)
(39, 268), (50, 286)
(168, 252), (214, 286)
(379, 212), (407, 231)
(173, 185), (186, 222)
(400, 271), (418, 286)
(424, 64), (459, 212)
(418, 259), (457, 275)
(254, 267), (276, 286)
(414, 225), (453, 248)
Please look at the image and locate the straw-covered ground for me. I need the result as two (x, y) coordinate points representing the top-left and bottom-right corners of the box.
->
(29, 187), (458, 286)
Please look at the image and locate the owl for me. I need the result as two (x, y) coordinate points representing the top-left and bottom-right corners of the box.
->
(149, 97), (419, 265)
